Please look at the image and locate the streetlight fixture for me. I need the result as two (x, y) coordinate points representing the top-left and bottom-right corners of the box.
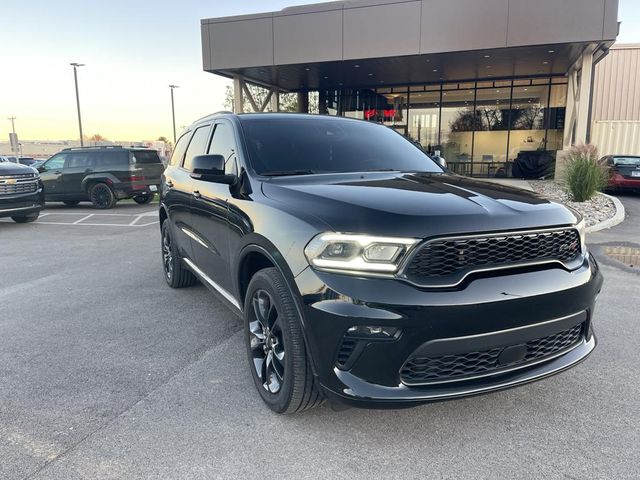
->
(70, 63), (85, 146)
(169, 84), (179, 143)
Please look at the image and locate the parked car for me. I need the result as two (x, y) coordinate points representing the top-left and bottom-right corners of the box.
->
(0, 160), (44, 223)
(159, 113), (602, 414)
(599, 155), (640, 192)
(38, 146), (164, 208)
(0, 155), (36, 165)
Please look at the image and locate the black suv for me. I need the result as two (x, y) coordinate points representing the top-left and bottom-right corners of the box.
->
(159, 113), (602, 414)
(38, 146), (164, 208)
(0, 159), (44, 223)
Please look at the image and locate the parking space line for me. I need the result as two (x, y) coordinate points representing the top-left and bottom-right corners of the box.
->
(73, 214), (95, 224)
(128, 216), (142, 226)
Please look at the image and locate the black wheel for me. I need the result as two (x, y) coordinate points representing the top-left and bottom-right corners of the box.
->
(133, 193), (154, 205)
(161, 221), (197, 288)
(11, 213), (39, 223)
(63, 200), (80, 207)
(89, 183), (117, 209)
(245, 267), (323, 414)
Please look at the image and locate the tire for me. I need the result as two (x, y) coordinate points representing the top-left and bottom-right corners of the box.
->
(244, 267), (323, 414)
(161, 221), (197, 288)
(63, 200), (80, 207)
(11, 213), (39, 223)
(89, 183), (117, 209)
(133, 193), (154, 205)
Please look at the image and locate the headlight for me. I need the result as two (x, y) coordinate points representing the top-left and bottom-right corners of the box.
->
(304, 233), (418, 274)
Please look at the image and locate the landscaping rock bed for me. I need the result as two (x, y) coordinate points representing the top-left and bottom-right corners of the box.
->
(528, 180), (616, 228)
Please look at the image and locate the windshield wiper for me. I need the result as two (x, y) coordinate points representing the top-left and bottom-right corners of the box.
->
(260, 169), (318, 177)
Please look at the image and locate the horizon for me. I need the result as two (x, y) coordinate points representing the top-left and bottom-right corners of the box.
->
(1, 0), (639, 143)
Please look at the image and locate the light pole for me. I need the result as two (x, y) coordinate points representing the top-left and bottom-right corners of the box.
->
(70, 62), (85, 146)
(8, 116), (16, 134)
(169, 84), (179, 143)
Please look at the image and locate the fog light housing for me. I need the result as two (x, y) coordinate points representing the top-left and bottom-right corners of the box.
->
(346, 325), (400, 339)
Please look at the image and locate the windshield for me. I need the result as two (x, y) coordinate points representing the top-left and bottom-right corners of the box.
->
(613, 156), (640, 166)
(239, 116), (443, 176)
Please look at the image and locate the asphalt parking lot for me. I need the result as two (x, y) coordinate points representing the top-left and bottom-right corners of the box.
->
(1, 198), (639, 480)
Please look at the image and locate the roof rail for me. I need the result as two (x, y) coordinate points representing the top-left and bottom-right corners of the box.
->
(61, 145), (125, 151)
(213, 110), (234, 115)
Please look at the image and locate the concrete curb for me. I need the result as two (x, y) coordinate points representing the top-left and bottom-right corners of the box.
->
(586, 192), (626, 233)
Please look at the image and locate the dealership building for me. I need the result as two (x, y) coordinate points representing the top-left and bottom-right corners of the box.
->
(201, 0), (621, 176)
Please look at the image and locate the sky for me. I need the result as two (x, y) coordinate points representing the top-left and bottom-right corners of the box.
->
(1, 0), (639, 142)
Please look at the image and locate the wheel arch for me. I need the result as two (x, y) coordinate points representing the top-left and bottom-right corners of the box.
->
(81, 173), (120, 193)
(236, 240), (319, 376)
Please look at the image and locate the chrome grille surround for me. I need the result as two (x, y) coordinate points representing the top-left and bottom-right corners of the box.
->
(0, 173), (39, 196)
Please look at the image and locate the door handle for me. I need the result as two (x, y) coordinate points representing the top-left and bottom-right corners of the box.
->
(192, 190), (201, 199)
(54, 170), (62, 174)
(166, 180), (174, 188)
(84, 169), (93, 173)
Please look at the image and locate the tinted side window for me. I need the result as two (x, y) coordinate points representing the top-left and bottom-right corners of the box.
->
(170, 133), (190, 167)
(131, 150), (161, 164)
(183, 125), (211, 172)
(95, 151), (128, 167)
(43, 154), (66, 171)
(65, 152), (94, 168)
(208, 123), (237, 175)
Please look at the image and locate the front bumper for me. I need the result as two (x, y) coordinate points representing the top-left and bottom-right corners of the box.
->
(295, 254), (603, 408)
(0, 189), (45, 218)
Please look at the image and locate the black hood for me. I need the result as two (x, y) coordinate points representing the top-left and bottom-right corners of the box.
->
(0, 162), (37, 176)
(261, 172), (578, 238)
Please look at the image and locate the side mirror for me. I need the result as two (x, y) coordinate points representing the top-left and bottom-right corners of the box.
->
(190, 154), (236, 185)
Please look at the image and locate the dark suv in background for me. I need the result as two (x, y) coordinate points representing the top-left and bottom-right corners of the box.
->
(0, 159), (44, 223)
(38, 146), (164, 209)
(159, 113), (602, 414)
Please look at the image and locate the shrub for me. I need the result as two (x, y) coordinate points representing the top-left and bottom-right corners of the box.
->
(564, 144), (608, 202)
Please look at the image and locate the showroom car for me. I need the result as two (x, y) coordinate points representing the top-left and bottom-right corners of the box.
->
(158, 113), (603, 414)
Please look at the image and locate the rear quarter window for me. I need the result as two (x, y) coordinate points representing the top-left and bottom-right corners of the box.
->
(131, 150), (161, 164)
(96, 151), (129, 167)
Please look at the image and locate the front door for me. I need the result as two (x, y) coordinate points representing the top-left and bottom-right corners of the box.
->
(190, 121), (236, 293)
(39, 153), (67, 199)
(61, 152), (96, 198)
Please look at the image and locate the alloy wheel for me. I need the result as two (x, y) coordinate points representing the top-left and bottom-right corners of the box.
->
(249, 289), (286, 394)
(162, 227), (173, 280)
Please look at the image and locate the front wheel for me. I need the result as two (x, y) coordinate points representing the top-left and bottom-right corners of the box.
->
(11, 213), (39, 223)
(133, 193), (154, 205)
(244, 267), (323, 414)
(89, 183), (117, 209)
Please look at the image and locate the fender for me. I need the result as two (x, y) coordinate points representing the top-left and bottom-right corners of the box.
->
(236, 240), (320, 377)
(81, 173), (121, 192)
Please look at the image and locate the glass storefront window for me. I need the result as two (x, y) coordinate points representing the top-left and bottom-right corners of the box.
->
(408, 89), (440, 150)
(508, 84), (549, 160)
(546, 83), (567, 151)
(379, 89), (408, 133)
(440, 87), (475, 174)
(317, 76), (568, 177)
(473, 86), (511, 174)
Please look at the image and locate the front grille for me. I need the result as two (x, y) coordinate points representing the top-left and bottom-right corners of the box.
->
(400, 323), (583, 385)
(403, 228), (581, 286)
(0, 174), (38, 196)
